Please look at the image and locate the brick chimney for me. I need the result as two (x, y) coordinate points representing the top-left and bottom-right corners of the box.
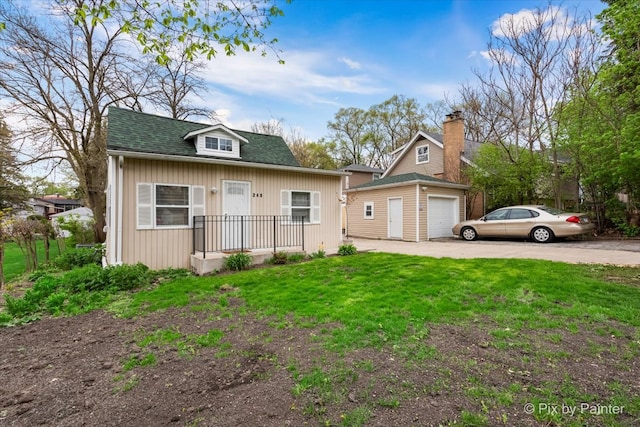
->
(442, 110), (464, 182)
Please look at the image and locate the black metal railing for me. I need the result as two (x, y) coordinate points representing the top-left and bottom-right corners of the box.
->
(192, 215), (305, 257)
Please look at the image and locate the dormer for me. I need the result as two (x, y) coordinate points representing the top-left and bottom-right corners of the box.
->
(183, 125), (248, 159)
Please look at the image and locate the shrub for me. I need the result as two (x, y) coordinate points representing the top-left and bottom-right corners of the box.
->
(55, 247), (102, 270)
(310, 250), (326, 259)
(45, 292), (68, 315)
(338, 244), (358, 256)
(56, 215), (95, 246)
(288, 253), (306, 263)
(224, 253), (252, 271)
(105, 263), (150, 291)
(272, 251), (288, 265)
(4, 294), (38, 318)
(62, 264), (107, 293)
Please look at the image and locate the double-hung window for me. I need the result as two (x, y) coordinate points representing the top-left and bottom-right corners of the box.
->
(416, 145), (429, 164)
(281, 190), (320, 224)
(205, 136), (233, 152)
(137, 183), (205, 229)
(364, 202), (374, 219)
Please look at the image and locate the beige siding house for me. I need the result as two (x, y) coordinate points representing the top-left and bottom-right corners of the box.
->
(345, 112), (479, 241)
(106, 108), (347, 273)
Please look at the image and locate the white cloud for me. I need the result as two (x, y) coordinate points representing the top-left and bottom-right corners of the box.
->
(491, 6), (577, 42)
(199, 47), (385, 106)
(338, 56), (362, 70)
(416, 82), (460, 100)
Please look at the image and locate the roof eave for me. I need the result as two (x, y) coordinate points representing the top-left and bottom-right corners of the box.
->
(345, 179), (469, 192)
(107, 149), (350, 177)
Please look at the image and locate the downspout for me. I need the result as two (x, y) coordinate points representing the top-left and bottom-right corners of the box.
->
(415, 185), (420, 242)
(117, 156), (124, 264)
(107, 155), (116, 265)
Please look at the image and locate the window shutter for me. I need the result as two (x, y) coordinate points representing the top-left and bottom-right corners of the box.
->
(191, 186), (205, 222)
(137, 183), (153, 229)
(281, 190), (290, 217)
(311, 191), (320, 224)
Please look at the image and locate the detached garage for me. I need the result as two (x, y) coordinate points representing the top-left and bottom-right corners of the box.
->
(345, 172), (469, 242)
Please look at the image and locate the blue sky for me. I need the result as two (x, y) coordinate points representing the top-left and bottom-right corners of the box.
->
(197, 0), (605, 141)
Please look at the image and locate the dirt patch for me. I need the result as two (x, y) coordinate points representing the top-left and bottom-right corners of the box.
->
(1, 298), (638, 426)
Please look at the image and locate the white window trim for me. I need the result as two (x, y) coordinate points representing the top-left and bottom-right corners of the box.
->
(416, 144), (429, 164)
(280, 189), (320, 224)
(364, 202), (374, 219)
(136, 182), (205, 230)
(198, 132), (240, 158)
(205, 136), (233, 152)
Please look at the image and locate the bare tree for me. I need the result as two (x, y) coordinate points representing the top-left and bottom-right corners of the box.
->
(0, 1), (148, 241)
(461, 4), (598, 207)
(146, 48), (215, 120)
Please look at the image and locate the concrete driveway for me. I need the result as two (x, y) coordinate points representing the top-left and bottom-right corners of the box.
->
(349, 237), (640, 266)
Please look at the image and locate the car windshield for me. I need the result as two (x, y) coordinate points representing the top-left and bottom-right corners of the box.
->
(538, 206), (565, 215)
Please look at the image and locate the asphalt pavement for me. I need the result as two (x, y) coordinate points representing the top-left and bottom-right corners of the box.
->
(349, 237), (640, 266)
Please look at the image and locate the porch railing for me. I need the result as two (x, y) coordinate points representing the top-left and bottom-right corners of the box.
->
(192, 215), (305, 258)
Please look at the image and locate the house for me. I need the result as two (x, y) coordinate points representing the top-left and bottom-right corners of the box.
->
(338, 164), (385, 232)
(105, 107), (348, 273)
(345, 111), (482, 241)
(338, 164), (385, 190)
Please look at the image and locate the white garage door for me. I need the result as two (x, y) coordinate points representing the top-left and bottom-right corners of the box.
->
(428, 196), (458, 239)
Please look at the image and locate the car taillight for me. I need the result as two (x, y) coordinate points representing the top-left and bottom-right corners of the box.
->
(566, 216), (581, 223)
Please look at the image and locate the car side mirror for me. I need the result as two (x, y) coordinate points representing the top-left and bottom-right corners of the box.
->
(481, 217), (487, 222)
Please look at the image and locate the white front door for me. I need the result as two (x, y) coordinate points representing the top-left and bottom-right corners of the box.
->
(388, 197), (403, 239)
(222, 180), (251, 250)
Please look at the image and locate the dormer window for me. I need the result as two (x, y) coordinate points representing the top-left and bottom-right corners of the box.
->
(205, 136), (233, 152)
(184, 124), (248, 159)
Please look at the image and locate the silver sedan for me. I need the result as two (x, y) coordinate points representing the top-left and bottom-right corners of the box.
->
(452, 205), (595, 243)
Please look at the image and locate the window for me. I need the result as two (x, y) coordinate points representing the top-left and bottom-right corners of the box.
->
(416, 145), (429, 163)
(137, 183), (205, 229)
(364, 202), (374, 219)
(484, 209), (509, 221)
(508, 209), (537, 220)
(205, 136), (233, 152)
(281, 190), (320, 224)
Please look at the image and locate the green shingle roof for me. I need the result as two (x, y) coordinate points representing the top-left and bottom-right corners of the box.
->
(106, 107), (300, 167)
(352, 172), (463, 189)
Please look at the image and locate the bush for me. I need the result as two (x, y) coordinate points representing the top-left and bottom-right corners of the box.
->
(338, 244), (358, 256)
(288, 253), (306, 263)
(62, 264), (107, 293)
(271, 251), (288, 265)
(55, 247), (102, 270)
(224, 253), (252, 271)
(310, 250), (326, 259)
(105, 263), (150, 291)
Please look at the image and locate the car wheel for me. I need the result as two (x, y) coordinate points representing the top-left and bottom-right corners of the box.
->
(531, 227), (554, 243)
(461, 227), (477, 241)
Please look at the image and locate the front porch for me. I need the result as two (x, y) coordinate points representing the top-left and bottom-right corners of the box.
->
(190, 215), (306, 275)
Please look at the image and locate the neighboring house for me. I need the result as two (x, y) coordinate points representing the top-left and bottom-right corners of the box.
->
(105, 107), (348, 273)
(338, 164), (385, 232)
(14, 196), (83, 220)
(345, 111), (481, 241)
(50, 207), (94, 238)
(338, 164), (385, 191)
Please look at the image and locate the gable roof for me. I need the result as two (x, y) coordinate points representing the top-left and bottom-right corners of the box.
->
(106, 107), (300, 167)
(385, 131), (481, 178)
(347, 172), (469, 191)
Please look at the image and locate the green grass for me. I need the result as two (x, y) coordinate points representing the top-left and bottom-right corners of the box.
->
(4, 252), (640, 426)
(123, 253), (640, 351)
(2, 240), (63, 283)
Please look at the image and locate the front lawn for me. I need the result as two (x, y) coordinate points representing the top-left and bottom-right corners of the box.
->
(2, 252), (639, 426)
